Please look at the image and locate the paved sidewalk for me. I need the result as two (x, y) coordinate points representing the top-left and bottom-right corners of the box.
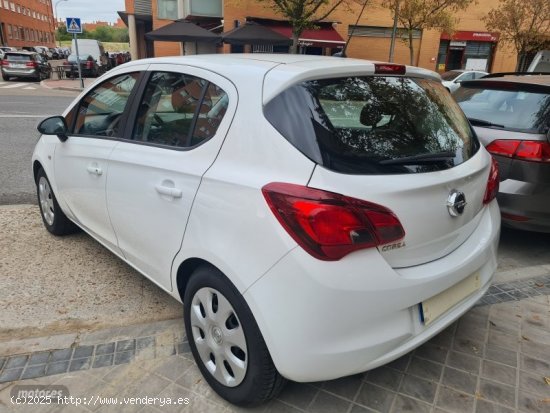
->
(0, 277), (549, 413)
(41, 78), (95, 92)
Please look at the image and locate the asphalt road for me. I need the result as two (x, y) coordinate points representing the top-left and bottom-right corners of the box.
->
(0, 83), (77, 204)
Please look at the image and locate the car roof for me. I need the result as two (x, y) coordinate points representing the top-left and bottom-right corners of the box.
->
(121, 54), (441, 102)
(469, 74), (550, 87)
(5, 50), (35, 55)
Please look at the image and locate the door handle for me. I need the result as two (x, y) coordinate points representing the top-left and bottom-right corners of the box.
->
(155, 184), (182, 199)
(86, 165), (103, 176)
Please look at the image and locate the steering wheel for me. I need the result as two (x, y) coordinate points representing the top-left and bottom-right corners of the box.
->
(153, 114), (165, 125)
(104, 113), (122, 137)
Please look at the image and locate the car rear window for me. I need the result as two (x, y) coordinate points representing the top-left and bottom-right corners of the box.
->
(454, 84), (550, 134)
(5, 54), (31, 62)
(264, 76), (479, 174)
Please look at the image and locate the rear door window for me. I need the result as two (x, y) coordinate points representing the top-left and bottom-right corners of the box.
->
(5, 53), (31, 62)
(264, 76), (478, 174)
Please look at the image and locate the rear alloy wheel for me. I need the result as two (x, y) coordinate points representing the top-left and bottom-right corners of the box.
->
(36, 168), (79, 235)
(184, 265), (285, 406)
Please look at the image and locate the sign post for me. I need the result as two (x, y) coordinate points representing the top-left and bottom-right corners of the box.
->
(66, 17), (83, 89)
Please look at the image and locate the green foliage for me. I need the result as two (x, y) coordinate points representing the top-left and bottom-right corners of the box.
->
(483, 0), (550, 70)
(385, 0), (475, 65)
(56, 25), (129, 43)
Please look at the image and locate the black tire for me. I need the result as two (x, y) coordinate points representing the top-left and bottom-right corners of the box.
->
(2, 73), (9, 81)
(36, 168), (79, 236)
(183, 265), (286, 406)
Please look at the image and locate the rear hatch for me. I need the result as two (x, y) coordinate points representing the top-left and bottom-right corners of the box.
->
(264, 68), (491, 268)
(3, 53), (32, 70)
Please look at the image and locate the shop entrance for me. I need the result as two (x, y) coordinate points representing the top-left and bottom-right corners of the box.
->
(447, 48), (464, 70)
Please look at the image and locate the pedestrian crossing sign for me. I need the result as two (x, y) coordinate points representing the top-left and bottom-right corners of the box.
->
(66, 17), (82, 34)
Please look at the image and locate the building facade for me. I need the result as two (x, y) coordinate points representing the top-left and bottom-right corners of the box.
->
(0, 0), (56, 48)
(122, 0), (517, 73)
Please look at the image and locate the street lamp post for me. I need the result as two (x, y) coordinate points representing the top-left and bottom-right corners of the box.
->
(54, 0), (68, 47)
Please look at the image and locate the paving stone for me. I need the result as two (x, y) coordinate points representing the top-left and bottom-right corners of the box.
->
(518, 389), (550, 413)
(69, 357), (91, 372)
(116, 339), (136, 352)
(406, 357), (443, 382)
(481, 360), (517, 387)
(21, 364), (46, 380)
(151, 356), (193, 381)
(521, 325), (550, 345)
(114, 350), (134, 365)
(386, 354), (411, 372)
(356, 382), (395, 413)
(28, 351), (50, 366)
(478, 379), (516, 407)
(264, 400), (303, 413)
(521, 354), (550, 375)
(45, 361), (70, 376)
(365, 366), (403, 391)
(484, 345), (517, 367)
(276, 381), (318, 410)
(414, 343), (448, 364)
(447, 351), (481, 374)
(453, 338), (484, 357)
(399, 374), (436, 404)
(93, 354), (114, 369)
(73, 345), (94, 359)
(436, 386), (474, 413)
(321, 374), (363, 401)
(307, 390), (351, 413)
(522, 339), (550, 361)
(349, 405), (376, 413)
(5, 355), (28, 369)
(0, 357), (5, 370)
(391, 394), (431, 413)
(50, 348), (73, 362)
(0, 368), (23, 383)
(95, 342), (116, 355)
(474, 399), (514, 413)
(488, 330), (520, 351)
(441, 367), (477, 395)
(136, 337), (155, 351)
(519, 370), (550, 399)
(428, 325), (455, 348)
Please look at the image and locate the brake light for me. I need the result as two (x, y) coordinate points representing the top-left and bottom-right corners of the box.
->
(483, 157), (499, 205)
(26, 61), (37, 68)
(1, 59), (9, 66)
(262, 183), (405, 261)
(374, 63), (406, 75)
(486, 139), (550, 162)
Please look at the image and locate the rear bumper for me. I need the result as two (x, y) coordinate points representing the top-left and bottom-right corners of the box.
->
(1, 68), (38, 78)
(496, 156), (550, 232)
(244, 201), (500, 382)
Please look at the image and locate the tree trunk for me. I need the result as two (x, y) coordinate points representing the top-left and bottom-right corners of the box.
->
(290, 32), (300, 54)
(408, 29), (414, 66)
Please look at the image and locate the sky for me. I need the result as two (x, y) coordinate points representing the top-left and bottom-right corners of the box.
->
(55, 0), (125, 24)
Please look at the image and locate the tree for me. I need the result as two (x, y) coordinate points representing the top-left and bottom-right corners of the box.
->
(484, 0), (550, 71)
(385, 0), (474, 65)
(258, 0), (356, 53)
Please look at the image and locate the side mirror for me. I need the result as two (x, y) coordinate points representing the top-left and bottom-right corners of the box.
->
(37, 116), (68, 142)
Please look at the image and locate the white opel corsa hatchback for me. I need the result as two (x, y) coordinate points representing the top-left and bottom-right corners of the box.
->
(32, 54), (500, 406)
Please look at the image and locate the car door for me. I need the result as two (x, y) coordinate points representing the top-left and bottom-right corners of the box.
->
(54, 69), (144, 254)
(106, 64), (237, 290)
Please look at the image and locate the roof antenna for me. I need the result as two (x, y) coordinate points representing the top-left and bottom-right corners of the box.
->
(334, 0), (370, 58)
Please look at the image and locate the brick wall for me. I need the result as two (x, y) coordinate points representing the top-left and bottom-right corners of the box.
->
(0, 0), (56, 48)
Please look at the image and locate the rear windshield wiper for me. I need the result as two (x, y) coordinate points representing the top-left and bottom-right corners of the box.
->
(468, 118), (505, 128)
(379, 151), (456, 166)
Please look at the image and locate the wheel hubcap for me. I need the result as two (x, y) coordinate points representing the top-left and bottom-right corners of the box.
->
(190, 287), (248, 387)
(38, 177), (55, 226)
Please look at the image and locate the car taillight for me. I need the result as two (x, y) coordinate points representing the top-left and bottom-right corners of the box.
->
(26, 61), (37, 68)
(486, 139), (550, 162)
(262, 183), (405, 261)
(483, 157), (499, 205)
(1, 59), (9, 66)
(374, 63), (406, 75)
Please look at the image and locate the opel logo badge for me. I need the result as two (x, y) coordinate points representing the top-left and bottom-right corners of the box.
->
(447, 190), (467, 217)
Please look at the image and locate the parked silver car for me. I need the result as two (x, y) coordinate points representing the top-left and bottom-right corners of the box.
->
(455, 74), (550, 232)
(441, 70), (488, 93)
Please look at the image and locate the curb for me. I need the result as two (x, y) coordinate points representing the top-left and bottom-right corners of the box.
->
(40, 79), (85, 92)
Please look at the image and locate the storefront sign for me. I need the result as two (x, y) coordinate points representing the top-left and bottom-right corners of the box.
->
(450, 41), (467, 47)
(441, 31), (499, 42)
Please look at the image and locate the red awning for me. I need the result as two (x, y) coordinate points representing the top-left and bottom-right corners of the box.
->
(269, 25), (345, 48)
(440, 31), (499, 42)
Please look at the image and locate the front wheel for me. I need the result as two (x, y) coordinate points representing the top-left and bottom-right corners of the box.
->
(183, 265), (285, 406)
(36, 168), (79, 235)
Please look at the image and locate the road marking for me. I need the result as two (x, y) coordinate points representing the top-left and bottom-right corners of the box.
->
(0, 83), (26, 89)
(22, 87), (36, 90)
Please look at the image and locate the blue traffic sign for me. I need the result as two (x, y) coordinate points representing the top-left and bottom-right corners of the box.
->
(66, 17), (82, 34)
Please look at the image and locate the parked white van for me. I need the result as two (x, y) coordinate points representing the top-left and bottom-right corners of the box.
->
(70, 39), (109, 73)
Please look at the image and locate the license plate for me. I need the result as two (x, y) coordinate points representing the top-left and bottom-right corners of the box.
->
(11, 63), (25, 68)
(419, 272), (480, 326)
